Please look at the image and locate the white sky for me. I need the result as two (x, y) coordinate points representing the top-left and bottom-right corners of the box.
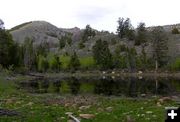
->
(0, 0), (180, 32)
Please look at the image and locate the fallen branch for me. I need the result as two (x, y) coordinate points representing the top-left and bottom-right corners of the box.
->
(68, 114), (80, 122)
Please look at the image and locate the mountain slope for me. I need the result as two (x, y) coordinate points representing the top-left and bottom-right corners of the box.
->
(10, 21), (65, 46)
(10, 21), (180, 58)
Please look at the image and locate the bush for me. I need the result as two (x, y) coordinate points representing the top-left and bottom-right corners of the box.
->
(110, 38), (117, 45)
(37, 55), (49, 72)
(60, 55), (70, 70)
(78, 41), (85, 49)
(68, 52), (80, 70)
(172, 28), (180, 34)
(14, 67), (29, 74)
(49, 56), (60, 70)
(169, 58), (180, 71)
(47, 54), (60, 71)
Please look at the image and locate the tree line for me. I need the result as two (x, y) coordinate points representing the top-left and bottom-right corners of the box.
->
(0, 18), (179, 73)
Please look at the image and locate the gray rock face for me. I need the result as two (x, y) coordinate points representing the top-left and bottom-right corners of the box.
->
(10, 21), (64, 46)
(9, 21), (180, 58)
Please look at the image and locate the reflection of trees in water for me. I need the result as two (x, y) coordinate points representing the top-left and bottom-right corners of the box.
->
(94, 77), (130, 96)
(128, 77), (137, 97)
(94, 77), (115, 95)
(39, 79), (49, 93)
(52, 80), (61, 93)
(16, 77), (179, 96)
(156, 78), (173, 95)
(67, 77), (81, 95)
(94, 77), (177, 97)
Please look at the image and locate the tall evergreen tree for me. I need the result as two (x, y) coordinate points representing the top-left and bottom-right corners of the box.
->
(117, 17), (135, 40)
(0, 25), (19, 67)
(59, 36), (66, 49)
(135, 22), (147, 45)
(151, 27), (168, 71)
(68, 51), (80, 70)
(23, 37), (35, 70)
(82, 24), (95, 42)
(92, 39), (112, 69)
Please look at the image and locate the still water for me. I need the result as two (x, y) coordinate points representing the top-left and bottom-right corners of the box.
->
(16, 76), (180, 97)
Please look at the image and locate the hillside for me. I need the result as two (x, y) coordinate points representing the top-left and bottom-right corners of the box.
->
(10, 21), (180, 58)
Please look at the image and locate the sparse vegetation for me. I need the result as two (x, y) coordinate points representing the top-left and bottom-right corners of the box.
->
(172, 27), (180, 34)
(9, 21), (32, 32)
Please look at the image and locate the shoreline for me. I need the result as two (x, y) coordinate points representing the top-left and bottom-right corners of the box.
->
(25, 71), (180, 79)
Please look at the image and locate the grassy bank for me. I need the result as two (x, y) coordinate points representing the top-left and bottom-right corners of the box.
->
(0, 73), (179, 122)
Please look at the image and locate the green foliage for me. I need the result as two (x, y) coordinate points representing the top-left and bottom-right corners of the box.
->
(135, 22), (147, 45)
(110, 38), (117, 45)
(82, 24), (96, 42)
(47, 54), (61, 71)
(9, 42), (23, 67)
(151, 27), (168, 68)
(169, 58), (180, 71)
(59, 34), (73, 49)
(66, 33), (73, 46)
(127, 47), (137, 70)
(117, 17), (135, 40)
(68, 52), (80, 70)
(78, 41), (85, 49)
(80, 56), (95, 69)
(0, 29), (18, 67)
(115, 44), (127, 55)
(36, 42), (50, 56)
(141, 47), (147, 68)
(172, 27), (180, 34)
(92, 39), (112, 69)
(113, 54), (127, 69)
(59, 37), (66, 49)
(37, 55), (49, 72)
(60, 55), (70, 69)
(23, 37), (35, 70)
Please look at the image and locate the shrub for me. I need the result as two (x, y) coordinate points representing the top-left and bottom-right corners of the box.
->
(172, 28), (180, 34)
(68, 52), (80, 70)
(48, 54), (60, 71)
(60, 55), (70, 70)
(37, 55), (49, 72)
(78, 41), (85, 49)
(110, 38), (117, 45)
(169, 58), (180, 71)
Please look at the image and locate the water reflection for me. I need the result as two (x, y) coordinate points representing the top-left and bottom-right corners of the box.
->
(67, 77), (81, 95)
(16, 76), (180, 97)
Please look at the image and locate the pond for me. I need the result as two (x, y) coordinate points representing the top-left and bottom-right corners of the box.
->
(15, 76), (180, 97)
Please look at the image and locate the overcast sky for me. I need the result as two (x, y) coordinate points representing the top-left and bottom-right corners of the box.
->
(0, 0), (180, 32)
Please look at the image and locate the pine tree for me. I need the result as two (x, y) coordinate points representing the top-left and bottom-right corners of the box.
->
(0, 26), (18, 67)
(117, 17), (135, 40)
(23, 37), (35, 70)
(92, 39), (112, 69)
(68, 51), (80, 70)
(135, 22), (147, 45)
(151, 27), (168, 71)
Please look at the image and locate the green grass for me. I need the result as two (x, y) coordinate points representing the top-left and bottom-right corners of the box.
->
(0, 73), (179, 122)
(60, 55), (71, 70)
(60, 56), (96, 70)
(80, 56), (96, 69)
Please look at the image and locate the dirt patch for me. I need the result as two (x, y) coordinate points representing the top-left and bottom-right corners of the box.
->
(44, 95), (100, 107)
